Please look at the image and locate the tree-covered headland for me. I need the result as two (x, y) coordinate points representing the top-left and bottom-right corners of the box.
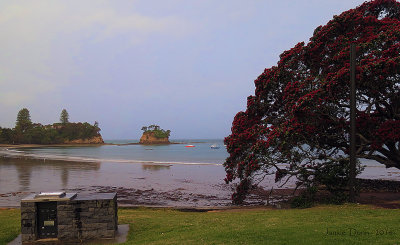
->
(0, 108), (101, 144)
(224, 0), (400, 204)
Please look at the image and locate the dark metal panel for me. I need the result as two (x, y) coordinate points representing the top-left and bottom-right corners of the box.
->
(37, 202), (58, 239)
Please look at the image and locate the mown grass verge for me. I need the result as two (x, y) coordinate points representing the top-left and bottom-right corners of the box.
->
(0, 208), (20, 244)
(1, 205), (399, 244)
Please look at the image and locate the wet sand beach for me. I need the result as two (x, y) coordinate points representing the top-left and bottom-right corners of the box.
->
(1, 145), (399, 208)
(0, 154), (298, 208)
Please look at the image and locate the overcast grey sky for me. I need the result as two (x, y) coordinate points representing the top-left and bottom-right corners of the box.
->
(0, 0), (366, 139)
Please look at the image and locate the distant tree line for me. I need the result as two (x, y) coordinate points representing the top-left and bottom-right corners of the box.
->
(0, 108), (101, 144)
(141, 124), (171, 139)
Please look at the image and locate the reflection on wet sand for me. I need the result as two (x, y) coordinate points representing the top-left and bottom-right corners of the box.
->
(15, 161), (32, 191)
(0, 155), (241, 207)
(62, 168), (68, 188)
(0, 154), (303, 208)
(142, 164), (171, 171)
(1, 145), (400, 208)
(0, 157), (100, 191)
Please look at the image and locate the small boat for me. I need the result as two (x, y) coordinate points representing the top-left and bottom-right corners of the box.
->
(185, 145), (195, 147)
(211, 144), (220, 149)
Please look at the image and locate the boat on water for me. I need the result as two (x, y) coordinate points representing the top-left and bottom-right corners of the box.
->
(210, 144), (220, 149)
(185, 145), (195, 147)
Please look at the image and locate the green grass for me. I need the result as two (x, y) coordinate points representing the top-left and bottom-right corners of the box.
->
(0, 208), (20, 244)
(118, 205), (400, 245)
(1, 205), (400, 244)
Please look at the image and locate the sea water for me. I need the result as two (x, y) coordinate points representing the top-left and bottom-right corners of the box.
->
(0, 139), (238, 207)
(13, 139), (229, 165)
(0, 139), (399, 207)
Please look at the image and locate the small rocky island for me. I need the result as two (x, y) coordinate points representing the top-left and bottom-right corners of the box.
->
(139, 124), (171, 144)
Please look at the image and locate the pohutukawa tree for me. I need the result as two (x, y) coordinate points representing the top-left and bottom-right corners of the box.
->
(224, 0), (400, 204)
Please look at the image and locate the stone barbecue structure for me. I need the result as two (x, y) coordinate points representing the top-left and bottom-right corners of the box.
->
(20, 192), (118, 244)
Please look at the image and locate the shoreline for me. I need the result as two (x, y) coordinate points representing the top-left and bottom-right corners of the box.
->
(0, 143), (107, 148)
(0, 140), (203, 149)
(0, 141), (227, 166)
(1, 180), (399, 209)
(1, 144), (399, 209)
(0, 150), (222, 166)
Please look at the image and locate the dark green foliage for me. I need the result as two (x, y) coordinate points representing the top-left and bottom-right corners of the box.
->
(0, 108), (101, 144)
(60, 109), (69, 124)
(141, 124), (171, 139)
(58, 122), (100, 141)
(153, 129), (171, 139)
(15, 108), (32, 133)
(291, 186), (318, 208)
(23, 126), (61, 144)
(313, 160), (362, 200)
(291, 160), (364, 207)
(0, 127), (14, 144)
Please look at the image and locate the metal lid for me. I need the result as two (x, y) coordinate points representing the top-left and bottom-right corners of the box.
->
(35, 192), (66, 199)
(21, 192), (77, 202)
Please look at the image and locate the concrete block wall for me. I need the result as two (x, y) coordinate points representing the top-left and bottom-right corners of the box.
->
(21, 193), (117, 244)
(20, 202), (37, 243)
(57, 196), (118, 241)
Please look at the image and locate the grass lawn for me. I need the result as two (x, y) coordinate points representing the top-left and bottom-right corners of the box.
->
(1, 205), (399, 244)
(0, 208), (20, 245)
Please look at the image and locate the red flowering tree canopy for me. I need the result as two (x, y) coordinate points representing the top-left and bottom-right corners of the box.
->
(224, 0), (400, 204)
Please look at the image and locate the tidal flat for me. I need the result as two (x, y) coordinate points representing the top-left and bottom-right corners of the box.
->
(1, 142), (399, 208)
(0, 155), (296, 207)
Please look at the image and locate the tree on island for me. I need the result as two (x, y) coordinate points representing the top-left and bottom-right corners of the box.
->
(141, 124), (171, 139)
(60, 109), (69, 124)
(140, 124), (171, 144)
(94, 121), (100, 131)
(224, 0), (400, 204)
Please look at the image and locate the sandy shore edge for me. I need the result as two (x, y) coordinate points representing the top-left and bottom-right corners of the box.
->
(0, 143), (107, 148)
(0, 141), (199, 149)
